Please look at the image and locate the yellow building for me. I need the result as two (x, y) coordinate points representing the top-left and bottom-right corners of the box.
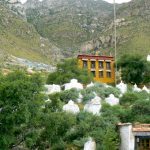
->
(77, 54), (115, 83)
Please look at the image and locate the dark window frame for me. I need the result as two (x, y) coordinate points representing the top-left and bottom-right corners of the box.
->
(99, 71), (104, 78)
(91, 61), (96, 69)
(83, 60), (88, 68)
(91, 71), (96, 77)
(106, 62), (111, 70)
(99, 61), (104, 69)
(106, 71), (111, 78)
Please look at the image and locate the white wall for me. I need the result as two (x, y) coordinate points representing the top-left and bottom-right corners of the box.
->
(119, 123), (135, 150)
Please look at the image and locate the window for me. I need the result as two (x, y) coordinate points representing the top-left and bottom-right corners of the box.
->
(91, 71), (96, 77)
(106, 62), (111, 70)
(99, 61), (103, 69)
(106, 72), (111, 78)
(91, 61), (95, 68)
(99, 71), (103, 78)
(83, 60), (87, 68)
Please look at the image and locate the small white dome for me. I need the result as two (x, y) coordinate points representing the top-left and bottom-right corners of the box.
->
(84, 138), (96, 150)
(77, 93), (83, 103)
(105, 94), (119, 106)
(44, 84), (61, 94)
(63, 100), (80, 114)
(142, 85), (149, 93)
(87, 82), (94, 88)
(64, 79), (83, 90)
(116, 81), (127, 94)
(147, 55), (150, 62)
(84, 96), (101, 115)
(133, 84), (141, 92)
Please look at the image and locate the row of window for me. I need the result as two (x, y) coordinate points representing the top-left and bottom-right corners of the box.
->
(91, 71), (111, 78)
(83, 60), (111, 70)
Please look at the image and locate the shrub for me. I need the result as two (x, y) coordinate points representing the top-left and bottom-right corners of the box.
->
(46, 59), (93, 85)
(59, 88), (79, 103)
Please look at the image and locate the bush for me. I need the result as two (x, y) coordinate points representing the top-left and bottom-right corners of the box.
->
(46, 59), (93, 85)
(120, 91), (150, 106)
(59, 88), (79, 103)
(118, 54), (148, 84)
(81, 83), (120, 103)
(120, 92), (138, 106)
(131, 99), (150, 123)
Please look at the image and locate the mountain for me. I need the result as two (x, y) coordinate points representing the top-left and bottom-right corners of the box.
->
(1, 0), (149, 63)
(0, 2), (62, 65)
(23, 0), (115, 52)
(83, 0), (150, 57)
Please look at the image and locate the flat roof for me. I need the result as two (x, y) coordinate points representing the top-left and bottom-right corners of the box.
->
(133, 124), (150, 132)
(77, 54), (114, 60)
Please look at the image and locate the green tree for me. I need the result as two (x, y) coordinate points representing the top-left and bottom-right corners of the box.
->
(36, 112), (76, 150)
(131, 99), (150, 123)
(120, 92), (138, 106)
(118, 54), (148, 84)
(0, 71), (44, 149)
(47, 59), (93, 85)
(143, 61), (150, 84)
(59, 88), (79, 103)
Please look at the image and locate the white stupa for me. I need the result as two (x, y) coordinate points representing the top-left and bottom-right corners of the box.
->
(44, 84), (61, 94)
(84, 138), (96, 150)
(147, 55), (150, 62)
(103, 83), (111, 88)
(133, 84), (141, 92)
(77, 93), (83, 103)
(63, 100), (80, 114)
(105, 94), (119, 106)
(116, 81), (127, 94)
(84, 96), (101, 115)
(64, 79), (83, 90)
(87, 82), (94, 88)
(142, 85), (149, 93)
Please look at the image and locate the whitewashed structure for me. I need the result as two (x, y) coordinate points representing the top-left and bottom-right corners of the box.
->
(104, 83), (111, 88)
(133, 84), (141, 92)
(142, 85), (149, 93)
(84, 138), (96, 150)
(63, 100), (80, 114)
(116, 81), (127, 94)
(118, 123), (150, 150)
(84, 96), (101, 115)
(64, 79), (83, 90)
(87, 82), (94, 88)
(44, 84), (61, 94)
(118, 123), (135, 150)
(105, 94), (119, 106)
(147, 55), (150, 62)
(77, 93), (83, 103)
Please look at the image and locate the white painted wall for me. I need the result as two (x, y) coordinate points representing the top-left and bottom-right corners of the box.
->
(119, 123), (135, 150)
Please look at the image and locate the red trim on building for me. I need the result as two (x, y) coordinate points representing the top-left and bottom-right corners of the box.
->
(77, 55), (114, 61)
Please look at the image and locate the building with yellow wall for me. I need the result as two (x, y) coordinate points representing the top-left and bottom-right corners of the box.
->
(77, 54), (115, 83)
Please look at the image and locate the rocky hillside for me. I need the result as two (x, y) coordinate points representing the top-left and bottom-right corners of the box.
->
(23, 0), (115, 52)
(0, 0), (149, 62)
(83, 0), (150, 57)
(0, 2), (62, 65)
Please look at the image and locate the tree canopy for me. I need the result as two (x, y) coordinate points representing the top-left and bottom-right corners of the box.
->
(118, 54), (149, 84)
(47, 58), (93, 85)
(0, 71), (44, 149)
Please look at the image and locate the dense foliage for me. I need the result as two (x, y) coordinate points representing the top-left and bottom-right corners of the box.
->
(0, 71), (44, 149)
(47, 59), (93, 85)
(118, 54), (150, 84)
(0, 70), (149, 149)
